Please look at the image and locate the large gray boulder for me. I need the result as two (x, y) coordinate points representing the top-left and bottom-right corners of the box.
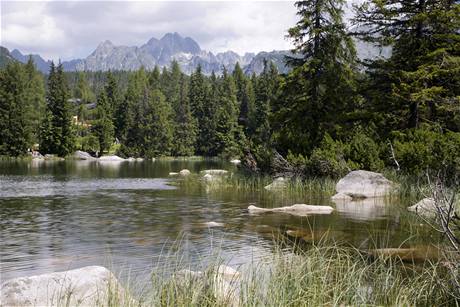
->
(72, 150), (96, 160)
(332, 170), (394, 199)
(98, 155), (125, 162)
(0, 266), (128, 306)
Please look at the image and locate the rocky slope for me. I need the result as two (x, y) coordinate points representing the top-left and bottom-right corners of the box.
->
(5, 31), (389, 75)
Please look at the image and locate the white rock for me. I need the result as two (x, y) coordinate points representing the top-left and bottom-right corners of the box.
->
(135, 157), (144, 162)
(98, 155), (125, 162)
(264, 177), (287, 191)
(0, 266), (127, 306)
(72, 150), (96, 160)
(332, 170), (394, 199)
(204, 221), (225, 228)
(126, 157), (136, 162)
(203, 174), (215, 182)
(248, 204), (334, 216)
(216, 265), (240, 279)
(230, 159), (241, 164)
(179, 169), (191, 176)
(408, 198), (437, 217)
(169, 172), (179, 176)
(331, 192), (353, 201)
(202, 169), (229, 175)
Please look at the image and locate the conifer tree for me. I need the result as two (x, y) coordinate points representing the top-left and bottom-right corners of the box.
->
(0, 62), (31, 156)
(172, 74), (197, 156)
(104, 71), (120, 119)
(138, 89), (174, 157)
(253, 61), (279, 145)
(277, 0), (357, 154)
(24, 57), (46, 144)
(189, 65), (212, 155)
(354, 0), (460, 131)
(40, 62), (75, 156)
(215, 68), (244, 157)
(94, 91), (114, 155)
(74, 71), (95, 103)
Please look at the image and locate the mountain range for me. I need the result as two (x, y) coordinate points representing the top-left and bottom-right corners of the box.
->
(1, 31), (389, 75)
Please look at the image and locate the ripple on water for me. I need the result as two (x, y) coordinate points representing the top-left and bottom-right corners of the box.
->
(0, 176), (176, 198)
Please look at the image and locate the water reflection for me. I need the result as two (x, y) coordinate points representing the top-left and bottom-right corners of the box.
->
(0, 160), (422, 284)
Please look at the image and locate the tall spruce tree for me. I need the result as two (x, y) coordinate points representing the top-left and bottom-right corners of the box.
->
(276, 0), (358, 154)
(354, 0), (460, 131)
(215, 68), (244, 157)
(189, 65), (213, 155)
(24, 57), (46, 144)
(138, 89), (174, 157)
(0, 62), (31, 156)
(252, 60), (279, 146)
(94, 91), (114, 155)
(104, 71), (120, 120)
(40, 62), (74, 156)
(172, 74), (197, 156)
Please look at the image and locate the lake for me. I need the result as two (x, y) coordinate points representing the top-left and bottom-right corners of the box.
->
(0, 159), (426, 285)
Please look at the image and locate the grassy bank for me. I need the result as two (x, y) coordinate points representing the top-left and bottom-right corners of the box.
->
(104, 240), (458, 306)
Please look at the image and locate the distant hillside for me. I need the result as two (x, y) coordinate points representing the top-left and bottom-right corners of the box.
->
(0, 47), (17, 68)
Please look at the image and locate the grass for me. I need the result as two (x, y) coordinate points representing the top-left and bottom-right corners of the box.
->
(94, 238), (458, 306)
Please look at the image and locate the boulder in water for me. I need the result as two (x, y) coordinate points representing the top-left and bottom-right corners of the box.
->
(203, 221), (224, 228)
(332, 170), (394, 199)
(169, 172), (179, 176)
(0, 266), (129, 306)
(179, 169), (191, 176)
(72, 150), (96, 160)
(230, 159), (241, 164)
(248, 204), (334, 216)
(98, 155), (125, 162)
(408, 198), (437, 217)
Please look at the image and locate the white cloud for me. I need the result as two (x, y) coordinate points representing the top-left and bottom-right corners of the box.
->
(0, 1), (358, 61)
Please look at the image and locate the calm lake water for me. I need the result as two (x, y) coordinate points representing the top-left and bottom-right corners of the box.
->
(0, 159), (425, 284)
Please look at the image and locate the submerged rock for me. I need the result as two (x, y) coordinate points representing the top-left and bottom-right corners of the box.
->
(202, 169), (229, 175)
(203, 221), (225, 228)
(0, 266), (128, 306)
(179, 169), (191, 176)
(408, 198), (437, 217)
(264, 177), (287, 191)
(332, 170), (394, 199)
(98, 155), (125, 162)
(72, 150), (96, 160)
(169, 172), (179, 176)
(248, 204), (334, 216)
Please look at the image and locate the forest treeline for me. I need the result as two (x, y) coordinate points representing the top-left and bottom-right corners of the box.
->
(1, 0), (459, 178)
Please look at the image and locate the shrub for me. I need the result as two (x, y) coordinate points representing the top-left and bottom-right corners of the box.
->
(306, 134), (352, 177)
(345, 129), (384, 171)
(392, 127), (460, 179)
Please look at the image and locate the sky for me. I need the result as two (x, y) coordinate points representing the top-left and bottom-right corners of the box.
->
(0, 1), (360, 62)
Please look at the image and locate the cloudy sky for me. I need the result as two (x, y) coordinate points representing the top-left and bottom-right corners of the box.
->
(1, 1), (305, 61)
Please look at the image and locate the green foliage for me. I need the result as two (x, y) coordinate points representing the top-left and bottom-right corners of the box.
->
(306, 134), (352, 178)
(94, 91), (114, 155)
(346, 129), (384, 171)
(0, 61), (32, 156)
(79, 134), (100, 154)
(392, 127), (460, 177)
(39, 62), (75, 156)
